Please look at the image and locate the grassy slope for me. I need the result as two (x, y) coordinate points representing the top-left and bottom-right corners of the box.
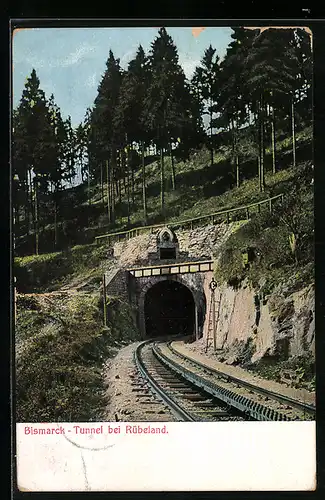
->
(89, 125), (312, 233)
(15, 125), (312, 250)
(15, 243), (111, 293)
(16, 290), (140, 422)
(15, 242), (140, 422)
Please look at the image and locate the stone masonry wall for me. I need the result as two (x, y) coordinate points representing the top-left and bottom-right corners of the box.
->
(105, 268), (130, 301)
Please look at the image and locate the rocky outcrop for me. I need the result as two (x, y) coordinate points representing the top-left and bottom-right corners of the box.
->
(202, 277), (315, 365)
(113, 221), (246, 267)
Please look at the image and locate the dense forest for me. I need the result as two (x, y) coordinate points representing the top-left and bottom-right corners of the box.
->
(12, 27), (312, 256)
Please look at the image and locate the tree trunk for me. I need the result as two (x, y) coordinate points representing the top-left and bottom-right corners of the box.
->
(259, 96), (265, 192)
(28, 168), (34, 229)
(34, 178), (39, 255)
(22, 179), (28, 236)
(115, 175), (119, 207)
(100, 163), (104, 203)
(160, 146), (165, 214)
(24, 196), (29, 235)
(257, 154), (261, 189)
(271, 105), (276, 174)
(14, 205), (20, 235)
(210, 97), (214, 167)
(81, 156), (84, 183)
(88, 162), (91, 207)
(106, 159), (111, 223)
(142, 142), (147, 223)
(232, 119), (240, 188)
(118, 177), (122, 204)
(291, 95), (296, 168)
(126, 146), (130, 225)
(117, 150), (122, 204)
(121, 150), (126, 194)
(169, 142), (176, 190)
(236, 154), (240, 188)
(110, 150), (115, 223)
(54, 193), (58, 249)
(130, 147), (135, 207)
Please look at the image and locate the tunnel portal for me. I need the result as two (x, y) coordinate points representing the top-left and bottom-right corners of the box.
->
(144, 280), (195, 338)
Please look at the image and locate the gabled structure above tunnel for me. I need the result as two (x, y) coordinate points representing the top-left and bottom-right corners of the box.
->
(147, 226), (189, 264)
(157, 227), (179, 260)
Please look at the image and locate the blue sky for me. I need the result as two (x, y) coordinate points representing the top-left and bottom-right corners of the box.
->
(13, 27), (233, 128)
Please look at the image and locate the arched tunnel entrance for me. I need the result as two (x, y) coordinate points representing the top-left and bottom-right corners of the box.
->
(144, 280), (195, 337)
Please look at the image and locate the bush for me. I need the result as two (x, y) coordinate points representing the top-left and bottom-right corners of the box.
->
(16, 292), (141, 422)
(214, 178), (314, 293)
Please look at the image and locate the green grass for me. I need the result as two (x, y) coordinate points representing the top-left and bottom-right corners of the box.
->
(14, 242), (110, 293)
(247, 352), (315, 391)
(16, 124), (312, 252)
(16, 291), (140, 422)
(214, 162), (314, 294)
(87, 125), (312, 235)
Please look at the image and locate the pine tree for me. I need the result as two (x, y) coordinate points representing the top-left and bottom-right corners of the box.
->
(47, 94), (68, 248)
(192, 45), (220, 166)
(216, 38), (248, 187)
(90, 51), (123, 223)
(236, 28), (295, 190)
(12, 109), (29, 237)
(143, 28), (192, 212)
(75, 122), (88, 184)
(114, 45), (151, 222)
(62, 116), (77, 186)
(13, 69), (56, 253)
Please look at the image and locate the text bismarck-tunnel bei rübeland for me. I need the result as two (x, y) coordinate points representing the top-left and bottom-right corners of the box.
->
(23, 424), (169, 435)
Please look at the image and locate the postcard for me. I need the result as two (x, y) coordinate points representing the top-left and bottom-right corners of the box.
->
(12, 23), (315, 491)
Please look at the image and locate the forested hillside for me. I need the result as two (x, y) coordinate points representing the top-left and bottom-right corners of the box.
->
(13, 27), (315, 422)
(12, 27), (312, 257)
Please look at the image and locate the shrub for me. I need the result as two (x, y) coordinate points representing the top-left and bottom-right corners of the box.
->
(16, 292), (140, 422)
(214, 178), (314, 293)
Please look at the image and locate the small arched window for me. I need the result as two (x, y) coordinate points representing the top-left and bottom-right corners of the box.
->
(162, 231), (170, 242)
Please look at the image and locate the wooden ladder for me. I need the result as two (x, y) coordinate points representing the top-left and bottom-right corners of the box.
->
(205, 291), (222, 352)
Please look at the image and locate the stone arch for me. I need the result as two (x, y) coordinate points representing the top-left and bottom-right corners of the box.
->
(157, 226), (177, 244)
(138, 274), (206, 339)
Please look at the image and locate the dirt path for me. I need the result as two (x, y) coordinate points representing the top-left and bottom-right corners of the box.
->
(102, 342), (175, 422)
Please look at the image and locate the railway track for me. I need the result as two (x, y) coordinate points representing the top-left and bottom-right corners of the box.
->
(134, 339), (315, 422)
(135, 340), (247, 421)
(167, 341), (316, 420)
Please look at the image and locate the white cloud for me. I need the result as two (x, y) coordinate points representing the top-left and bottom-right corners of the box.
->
(119, 47), (138, 68)
(85, 72), (98, 88)
(61, 43), (95, 67)
(179, 58), (200, 79)
(21, 43), (96, 70)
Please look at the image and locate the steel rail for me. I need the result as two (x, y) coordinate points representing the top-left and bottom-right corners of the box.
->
(152, 343), (289, 421)
(167, 342), (316, 417)
(134, 340), (196, 422)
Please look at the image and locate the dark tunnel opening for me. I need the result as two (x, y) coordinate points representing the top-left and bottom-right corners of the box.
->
(144, 280), (195, 337)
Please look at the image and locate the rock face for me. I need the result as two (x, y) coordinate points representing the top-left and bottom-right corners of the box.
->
(202, 278), (315, 364)
(113, 221), (246, 268)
